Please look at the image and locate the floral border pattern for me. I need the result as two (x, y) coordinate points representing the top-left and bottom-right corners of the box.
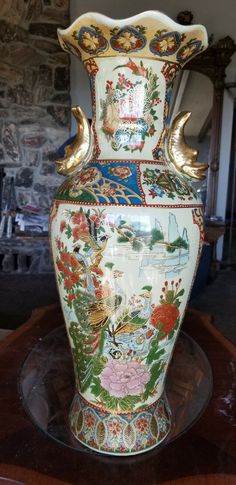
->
(63, 22), (205, 65)
(176, 39), (203, 63)
(110, 25), (147, 53)
(149, 30), (183, 57)
(70, 393), (171, 454)
(74, 25), (108, 55)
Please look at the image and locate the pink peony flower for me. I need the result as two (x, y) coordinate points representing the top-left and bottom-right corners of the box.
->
(100, 360), (150, 398)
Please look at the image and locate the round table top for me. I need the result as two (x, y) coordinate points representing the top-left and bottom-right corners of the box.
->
(0, 305), (236, 484)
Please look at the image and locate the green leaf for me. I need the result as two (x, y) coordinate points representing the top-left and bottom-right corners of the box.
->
(146, 343), (165, 366)
(152, 91), (159, 100)
(105, 262), (114, 270)
(124, 230), (133, 238)
(65, 225), (72, 239)
(165, 290), (175, 303)
(90, 376), (102, 396)
(142, 285), (152, 292)
(117, 236), (128, 243)
(143, 361), (163, 400)
(132, 239), (143, 252)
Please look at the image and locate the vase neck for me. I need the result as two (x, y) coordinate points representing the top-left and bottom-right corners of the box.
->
(84, 57), (180, 161)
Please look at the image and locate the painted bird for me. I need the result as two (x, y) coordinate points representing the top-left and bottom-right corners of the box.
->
(113, 58), (147, 77)
(114, 290), (152, 336)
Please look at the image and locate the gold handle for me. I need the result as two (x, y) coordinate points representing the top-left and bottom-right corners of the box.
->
(55, 106), (93, 176)
(167, 111), (208, 181)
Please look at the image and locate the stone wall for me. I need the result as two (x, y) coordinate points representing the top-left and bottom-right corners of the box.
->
(0, 0), (70, 211)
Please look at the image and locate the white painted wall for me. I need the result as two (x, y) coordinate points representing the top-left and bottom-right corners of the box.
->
(216, 89), (234, 259)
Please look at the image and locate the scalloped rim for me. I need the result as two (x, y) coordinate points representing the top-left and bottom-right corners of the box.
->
(58, 10), (207, 40)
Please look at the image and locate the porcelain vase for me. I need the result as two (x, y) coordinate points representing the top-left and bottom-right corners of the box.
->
(50, 11), (208, 456)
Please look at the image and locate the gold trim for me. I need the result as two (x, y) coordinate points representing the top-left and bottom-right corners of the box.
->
(54, 106), (93, 176)
(167, 111), (208, 180)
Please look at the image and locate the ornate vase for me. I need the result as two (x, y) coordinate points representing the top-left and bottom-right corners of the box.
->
(50, 11), (208, 455)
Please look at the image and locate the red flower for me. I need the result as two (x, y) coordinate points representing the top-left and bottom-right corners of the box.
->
(95, 283), (113, 300)
(92, 276), (100, 288)
(136, 417), (148, 432)
(71, 213), (89, 236)
(80, 167), (99, 185)
(150, 302), (179, 338)
(56, 237), (62, 250)
(110, 166), (132, 180)
(148, 127), (155, 136)
(69, 254), (81, 269)
(92, 267), (104, 276)
(56, 260), (65, 272)
(68, 293), (76, 303)
(72, 226), (81, 240)
(60, 220), (66, 233)
(71, 211), (86, 225)
(86, 413), (96, 428)
(63, 266), (73, 277)
(64, 278), (74, 290)
(70, 272), (80, 285)
(61, 251), (71, 264)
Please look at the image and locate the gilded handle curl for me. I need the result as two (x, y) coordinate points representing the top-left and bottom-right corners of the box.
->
(55, 106), (93, 176)
(167, 111), (208, 181)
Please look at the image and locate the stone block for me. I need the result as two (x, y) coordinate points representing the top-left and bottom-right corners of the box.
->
(49, 52), (68, 65)
(0, 146), (4, 160)
(15, 167), (34, 188)
(23, 0), (43, 21)
(54, 66), (69, 90)
(29, 22), (58, 39)
(33, 39), (61, 54)
(48, 184), (60, 198)
(51, 92), (70, 104)
(38, 64), (53, 85)
(38, 194), (50, 209)
(0, 20), (28, 43)
(40, 162), (55, 175)
(7, 84), (33, 105)
(21, 133), (47, 148)
(34, 182), (48, 193)
(0, 62), (23, 84)
(2, 124), (19, 162)
(34, 86), (54, 104)
(47, 105), (69, 127)
(23, 69), (38, 91)
(3, 45), (45, 67)
(54, 0), (69, 9)
(39, 7), (69, 26)
(11, 106), (48, 123)
(24, 150), (40, 167)
(16, 189), (33, 208)
(42, 149), (57, 162)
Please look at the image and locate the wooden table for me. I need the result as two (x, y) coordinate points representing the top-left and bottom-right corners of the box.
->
(0, 305), (236, 485)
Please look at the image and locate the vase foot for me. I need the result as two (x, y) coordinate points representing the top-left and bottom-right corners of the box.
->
(69, 393), (171, 456)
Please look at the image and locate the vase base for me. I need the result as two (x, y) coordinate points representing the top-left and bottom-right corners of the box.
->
(69, 393), (171, 456)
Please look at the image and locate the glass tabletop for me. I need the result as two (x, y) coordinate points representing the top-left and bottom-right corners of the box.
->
(18, 326), (213, 457)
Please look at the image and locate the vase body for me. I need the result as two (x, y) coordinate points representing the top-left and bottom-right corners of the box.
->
(50, 11), (207, 455)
